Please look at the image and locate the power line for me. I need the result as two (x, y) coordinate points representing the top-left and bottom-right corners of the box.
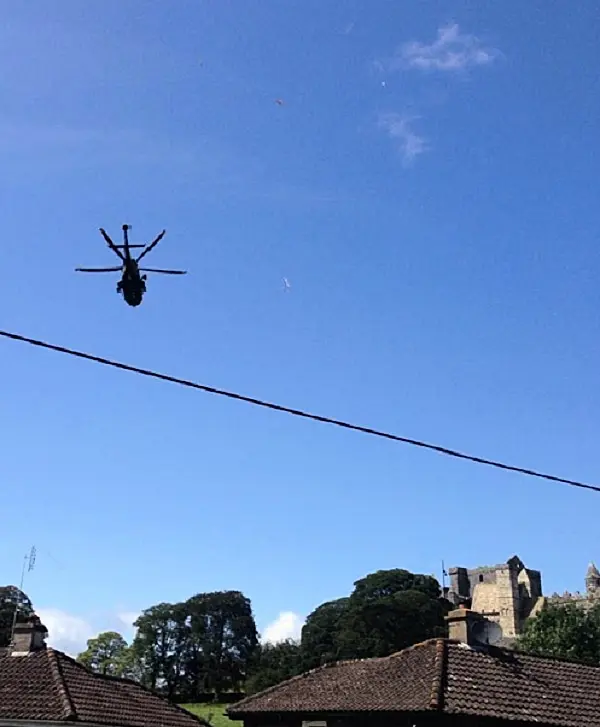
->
(1, 327), (598, 494)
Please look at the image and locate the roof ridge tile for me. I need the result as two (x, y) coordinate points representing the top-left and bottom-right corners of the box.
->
(388, 637), (442, 658)
(429, 638), (445, 710)
(46, 648), (77, 720)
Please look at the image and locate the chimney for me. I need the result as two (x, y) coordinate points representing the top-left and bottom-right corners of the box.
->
(11, 615), (48, 655)
(445, 608), (484, 646)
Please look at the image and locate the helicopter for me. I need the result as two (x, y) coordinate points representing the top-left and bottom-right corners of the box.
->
(76, 224), (187, 307)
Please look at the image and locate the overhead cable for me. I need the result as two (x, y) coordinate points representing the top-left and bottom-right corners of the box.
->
(0, 328), (597, 494)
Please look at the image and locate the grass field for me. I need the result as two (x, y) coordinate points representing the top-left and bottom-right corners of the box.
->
(182, 703), (240, 727)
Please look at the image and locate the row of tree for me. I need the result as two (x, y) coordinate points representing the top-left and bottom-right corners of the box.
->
(5, 571), (595, 700)
(77, 568), (452, 698)
(79, 590), (258, 700)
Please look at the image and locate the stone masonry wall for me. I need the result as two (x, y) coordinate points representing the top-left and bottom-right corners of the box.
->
(448, 556), (600, 642)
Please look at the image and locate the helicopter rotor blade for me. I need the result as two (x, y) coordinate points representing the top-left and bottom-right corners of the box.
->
(136, 229), (167, 263)
(99, 228), (125, 260)
(75, 267), (122, 273)
(139, 267), (187, 275)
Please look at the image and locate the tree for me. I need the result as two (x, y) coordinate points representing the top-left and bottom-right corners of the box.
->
(183, 591), (259, 697)
(131, 602), (189, 697)
(131, 590), (259, 701)
(246, 640), (302, 694)
(300, 598), (349, 670)
(518, 602), (600, 664)
(351, 569), (441, 602)
(337, 588), (448, 659)
(77, 631), (131, 676)
(0, 586), (34, 647)
(300, 569), (449, 668)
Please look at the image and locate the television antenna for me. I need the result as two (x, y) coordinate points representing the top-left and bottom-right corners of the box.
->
(9, 546), (36, 647)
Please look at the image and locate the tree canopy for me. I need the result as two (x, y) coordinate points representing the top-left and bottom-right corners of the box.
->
(69, 567), (450, 699)
(0, 586), (34, 647)
(246, 640), (302, 694)
(352, 569), (441, 602)
(301, 569), (449, 669)
(77, 631), (131, 676)
(130, 590), (258, 700)
(300, 597), (349, 670)
(518, 602), (600, 664)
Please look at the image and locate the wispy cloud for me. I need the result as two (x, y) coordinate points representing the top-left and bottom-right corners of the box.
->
(375, 24), (499, 163)
(378, 113), (429, 166)
(262, 611), (304, 644)
(395, 23), (500, 72)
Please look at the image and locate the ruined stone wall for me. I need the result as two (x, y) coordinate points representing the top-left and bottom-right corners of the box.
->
(471, 583), (499, 616)
(447, 556), (600, 641)
(495, 565), (521, 638)
(548, 591), (600, 611)
(448, 557), (545, 640)
(449, 565), (503, 604)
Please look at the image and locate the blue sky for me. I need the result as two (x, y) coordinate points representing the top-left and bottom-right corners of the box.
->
(1, 0), (600, 654)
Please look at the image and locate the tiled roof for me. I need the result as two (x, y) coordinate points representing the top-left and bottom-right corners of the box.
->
(0, 647), (207, 726)
(228, 639), (600, 727)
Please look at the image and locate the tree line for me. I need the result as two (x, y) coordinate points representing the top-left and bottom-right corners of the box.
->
(72, 590), (600, 698)
(0, 570), (453, 698)
(4, 571), (596, 701)
(76, 567), (453, 699)
(78, 590), (258, 700)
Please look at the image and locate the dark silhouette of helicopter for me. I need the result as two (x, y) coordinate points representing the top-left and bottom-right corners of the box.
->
(76, 224), (187, 307)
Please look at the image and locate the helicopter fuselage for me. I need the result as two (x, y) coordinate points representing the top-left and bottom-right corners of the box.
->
(76, 225), (184, 307)
(118, 258), (146, 307)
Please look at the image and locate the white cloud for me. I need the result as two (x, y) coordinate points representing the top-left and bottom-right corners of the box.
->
(394, 23), (500, 72)
(37, 608), (94, 658)
(378, 113), (429, 165)
(262, 612), (304, 644)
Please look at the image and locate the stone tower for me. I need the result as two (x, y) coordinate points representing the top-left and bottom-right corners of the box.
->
(586, 563), (600, 596)
(448, 555), (543, 641)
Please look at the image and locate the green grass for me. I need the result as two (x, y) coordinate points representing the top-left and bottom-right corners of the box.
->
(182, 703), (240, 727)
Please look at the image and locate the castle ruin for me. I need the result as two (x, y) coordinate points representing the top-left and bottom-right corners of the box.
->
(547, 562), (600, 610)
(447, 555), (545, 640)
(446, 555), (600, 643)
